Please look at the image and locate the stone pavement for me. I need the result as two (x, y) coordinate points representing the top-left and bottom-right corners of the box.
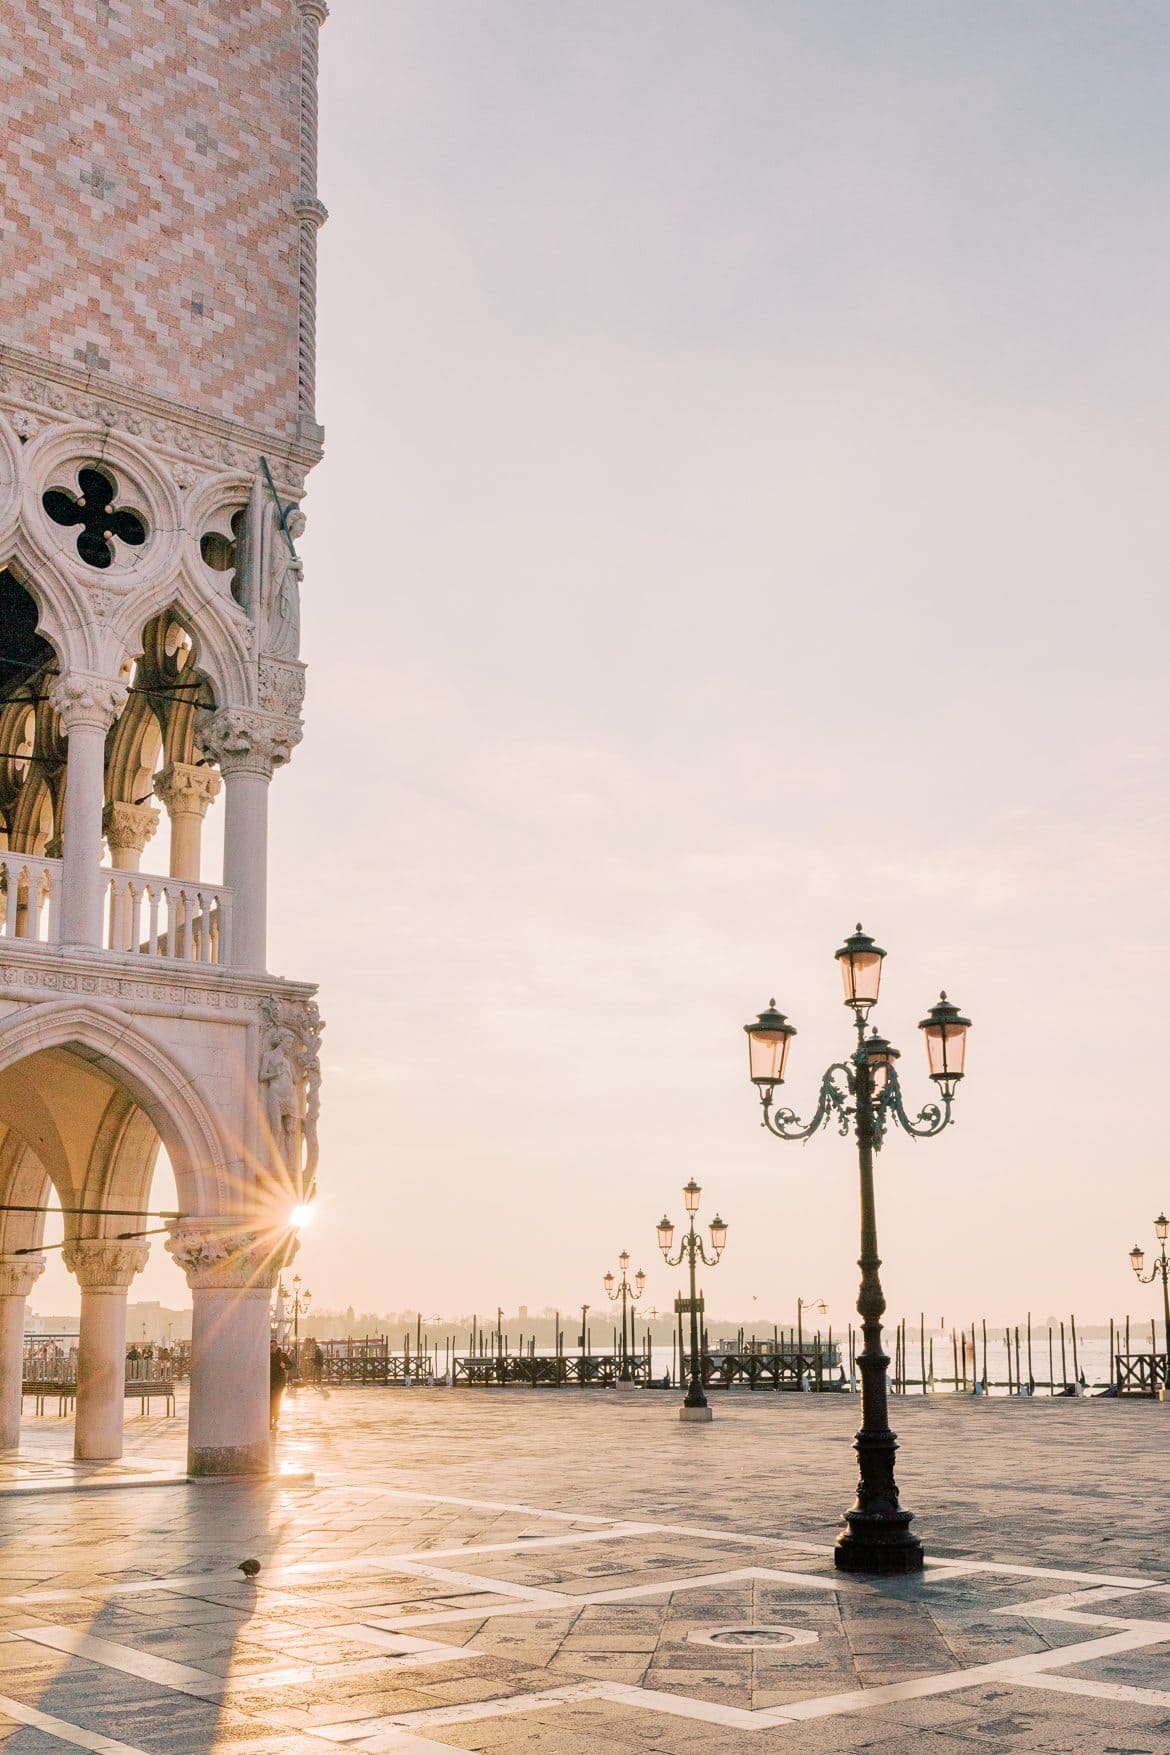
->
(1, 1387), (1169, 1752)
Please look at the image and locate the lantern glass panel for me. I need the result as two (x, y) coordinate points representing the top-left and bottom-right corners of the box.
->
(925, 1020), (968, 1081)
(657, 1216), (674, 1252)
(683, 1179), (701, 1214)
(1130, 1246), (1145, 1274)
(748, 1026), (792, 1084)
(1156, 1214), (1169, 1243)
(840, 948), (883, 1008)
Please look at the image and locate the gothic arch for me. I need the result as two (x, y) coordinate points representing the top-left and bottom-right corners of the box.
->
(0, 1131), (51, 1255)
(0, 1000), (230, 1215)
(110, 583), (250, 713)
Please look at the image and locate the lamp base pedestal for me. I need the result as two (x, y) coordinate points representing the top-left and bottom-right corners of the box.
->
(834, 1518), (924, 1575)
(615, 1379), (637, 1391)
(679, 1405), (713, 1423)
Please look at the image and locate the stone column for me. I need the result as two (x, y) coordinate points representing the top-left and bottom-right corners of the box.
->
(0, 1255), (45, 1452)
(50, 674), (127, 947)
(101, 801), (160, 874)
(101, 801), (160, 952)
(152, 762), (221, 881)
(167, 1224), (286, 1477)
(295, 0), (329, 447)
(63, 1240), (148, 1461)
(199, 709), (301, 972)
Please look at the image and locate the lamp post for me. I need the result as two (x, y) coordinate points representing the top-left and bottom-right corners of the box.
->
(744, 926), (970, 1573)
(1129, 1214), (1170, 1389)
(796, 1296), (827, 1374)
(603, 1252), (646, 1385)
(287, 1273), (311, 1348)
(657, 1180), (728, 1423)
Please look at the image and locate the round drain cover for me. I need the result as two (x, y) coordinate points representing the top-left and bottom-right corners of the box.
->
(688, 1624), (818, 1649)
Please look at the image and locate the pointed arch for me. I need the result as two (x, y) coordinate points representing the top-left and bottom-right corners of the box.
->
(0, 1000), (229, 1214)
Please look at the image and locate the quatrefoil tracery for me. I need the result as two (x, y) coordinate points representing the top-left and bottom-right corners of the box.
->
(42, 466), (147, 569)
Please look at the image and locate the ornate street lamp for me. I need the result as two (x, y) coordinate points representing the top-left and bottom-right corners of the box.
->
(288, 1272), (312, 1349)
(744, 926), (970, 1573)
(1129, 1213), (1170, 1386)
(604, 1251), (647, 1384)
(657, 1182), (727, 1423)
(796, 1296), (827, 1366)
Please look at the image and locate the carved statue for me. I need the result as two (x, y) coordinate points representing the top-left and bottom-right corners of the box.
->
(261, 503), (304, 661)
(257, 995), (324, 1189)
(259, 1023), (299, 1174)
(237, 477), (305, 661)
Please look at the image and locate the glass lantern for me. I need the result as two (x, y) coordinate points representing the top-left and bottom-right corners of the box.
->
(835, 925), (886, 1013)
(683, 1179), (702, 1214)
(709, 1214), (728, 1254)
(656, 1215), (675, 1253)
(918, 992), (971, 1095)
(863, 1031), (900, 1098)
(744, 1001), (796, 1087)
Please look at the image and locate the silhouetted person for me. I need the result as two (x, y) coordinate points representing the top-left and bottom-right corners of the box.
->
(269, 1341), (288, 1429)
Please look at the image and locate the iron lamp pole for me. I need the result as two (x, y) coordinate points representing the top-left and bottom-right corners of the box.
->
(604, 1253), (647, 1383)
(289, 1272), (311, 1348)
(657, 1181), (728, 1424)
(744, 926), (970, 1573)
(796, 1296), (827, 1374)
(1129, 1213), (1170, 1388)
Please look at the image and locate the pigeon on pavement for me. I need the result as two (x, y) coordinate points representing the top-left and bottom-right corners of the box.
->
(237, 1559), (261, 1578)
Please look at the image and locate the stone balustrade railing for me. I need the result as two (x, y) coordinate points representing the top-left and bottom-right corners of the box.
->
(102, 869), (233, 965)
(0, 852), (62, 944)
(0, 853), (234, 964)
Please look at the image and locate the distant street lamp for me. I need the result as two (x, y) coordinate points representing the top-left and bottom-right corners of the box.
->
(796, 1296), (827, 1365)
(287, 1273), (311, 1347)
(603, 1252), (646, 1384)
(657, 1180), (728, 1423)
(1129, 1214), (1170, 1385)
(745, 926), (970, 1574)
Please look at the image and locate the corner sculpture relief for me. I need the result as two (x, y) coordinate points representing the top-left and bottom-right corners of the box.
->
(262, 503), (305, 661)
(258, 994), (323, 1197)
(233, 474), (305, 659)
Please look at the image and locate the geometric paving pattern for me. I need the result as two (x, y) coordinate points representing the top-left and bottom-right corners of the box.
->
(3, 1391), (1170, 1752)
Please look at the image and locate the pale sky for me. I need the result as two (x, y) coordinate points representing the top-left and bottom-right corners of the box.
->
(36, 2), (1170, 1332)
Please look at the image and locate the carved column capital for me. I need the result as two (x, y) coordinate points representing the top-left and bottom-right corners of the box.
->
(293, 196), (329, 229)
(0, 1254), (45, 1298)
(198, 708), (302, 780)
(297, 0), (329, 22)
(102, 800), (160, 855)
(62, 1239), (149, 1290)
(153, 761), (222, 818)
(166, 1223), (290, 1291)
(50, 672), (128, 734)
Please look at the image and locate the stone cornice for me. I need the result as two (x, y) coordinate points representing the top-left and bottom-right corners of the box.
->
(0, 342), (323, 484)
(0, 941), (317, 1017)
